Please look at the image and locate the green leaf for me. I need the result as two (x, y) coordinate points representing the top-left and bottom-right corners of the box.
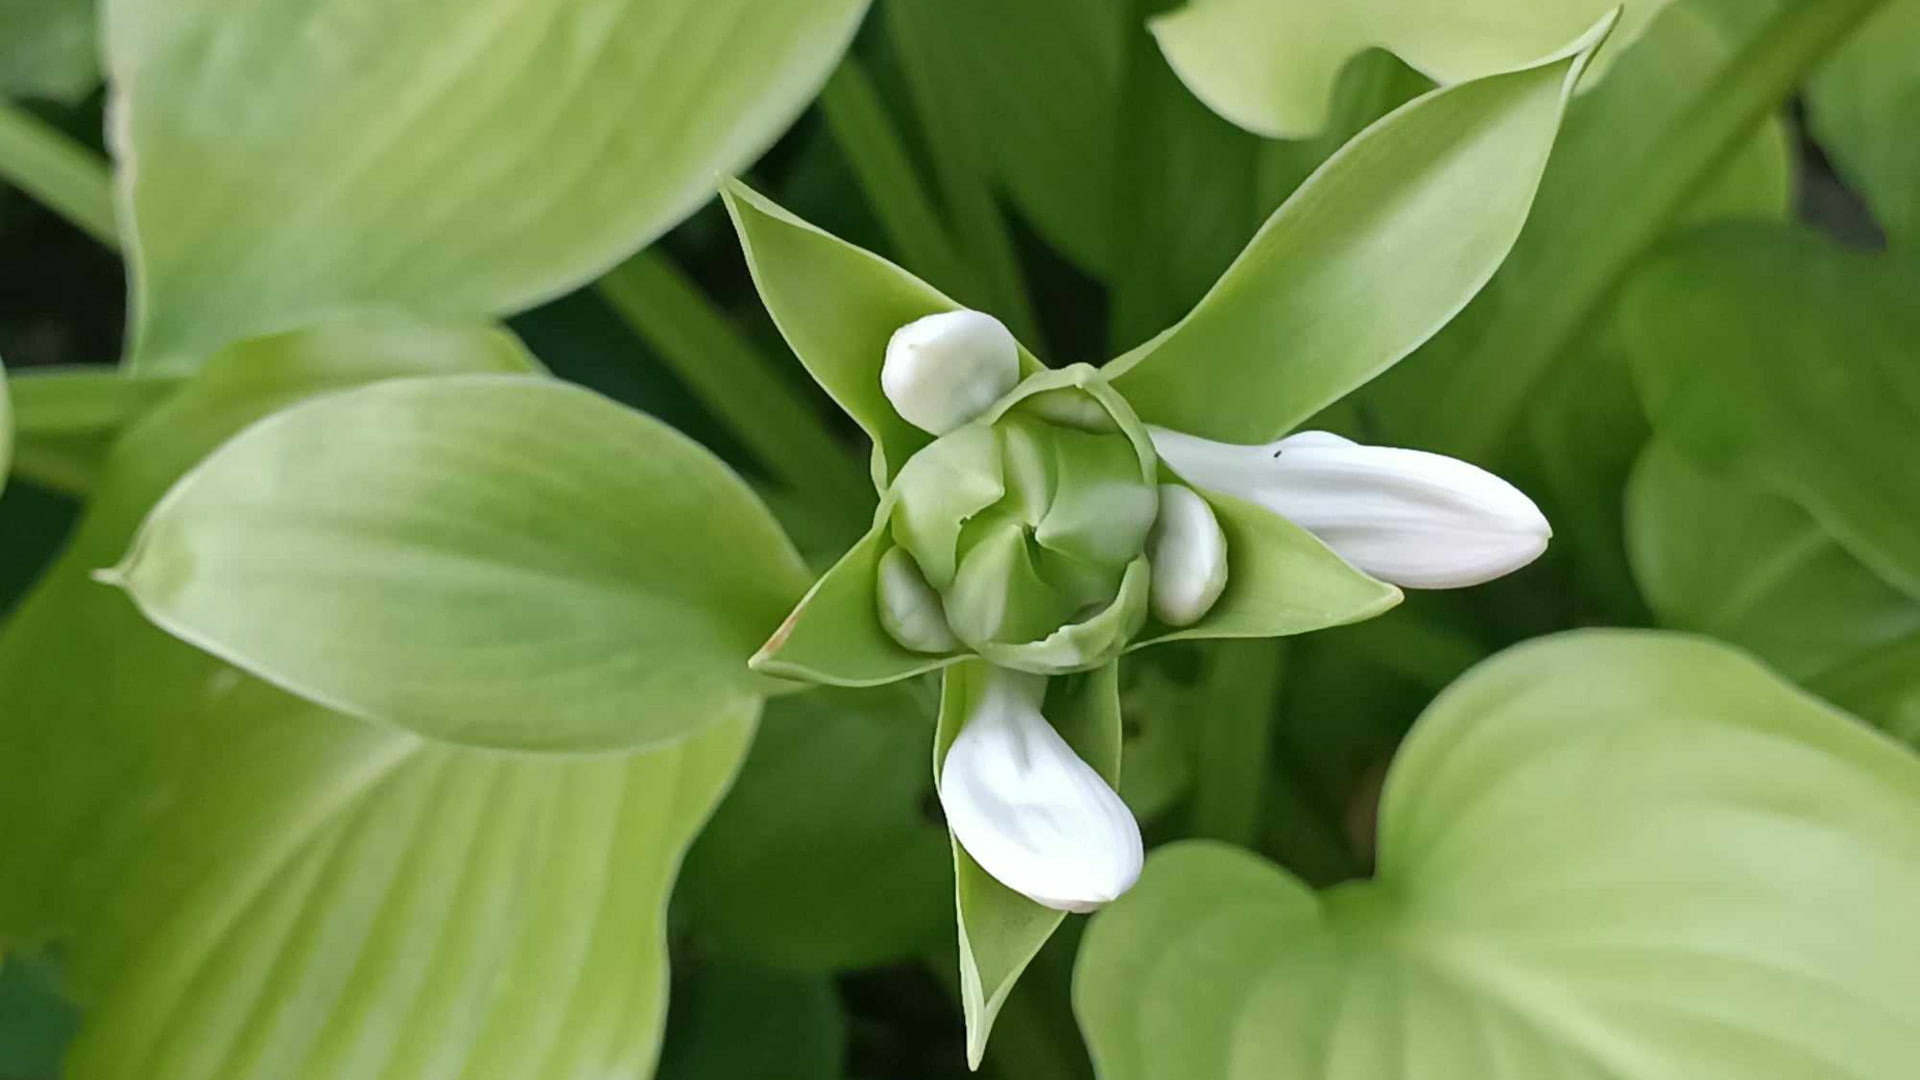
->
(656, 960), (844, 1080)
(1136, 492), (1401, 648)
(1149, 0), (1661, 138)
(0, 318), (754, 1080)
(109, 0), (871, 370)
(1418, 0), (1889, 460)
(1809, 0), (1920, 245)
(1624, 223), (1920, 600)
(0, 951), (78, 1076)
(0, 0), (99, 102)
(939, 660), (1120, 1068)
(885, 0), (1126, 276)
(1628, 439), (1920, 683)
(1078, 630), (1920, 1080)
(7, 367), (182, 495)
(0, 354), (10, 493)
(113, 374), (809, 752)
(679, 684), (951, 971)
(1106, 19), (1608, 444)
(751, 516), (963, 687)
(723, 179), (1041, 487)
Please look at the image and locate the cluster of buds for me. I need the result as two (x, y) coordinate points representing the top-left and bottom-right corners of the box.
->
(768, 308), (1551, 913)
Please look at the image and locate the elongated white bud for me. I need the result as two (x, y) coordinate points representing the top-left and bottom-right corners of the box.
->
(1150, 428), (1550, 589)
(877, 547), (960, 653)
(882, 311), (1020, 435)
(1146, 484), (1227, 626)
(939, 668), (1142, 912)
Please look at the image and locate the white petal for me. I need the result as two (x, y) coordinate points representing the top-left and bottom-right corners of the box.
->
(1150, 427), (1551, 589)
(939, 668), (1143, 912)
(882, 310), (1020, 435)
(1146, 484), (1228, 626)
(876, 547), (959, 653)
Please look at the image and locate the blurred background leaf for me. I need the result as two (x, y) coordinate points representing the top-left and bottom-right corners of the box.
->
(109, 0), (872, 369)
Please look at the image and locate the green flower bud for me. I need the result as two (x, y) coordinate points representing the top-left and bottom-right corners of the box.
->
(878, 366), (1164, 674)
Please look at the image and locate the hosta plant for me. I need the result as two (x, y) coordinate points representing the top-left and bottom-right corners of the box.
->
(0, 0), (1917, 1077)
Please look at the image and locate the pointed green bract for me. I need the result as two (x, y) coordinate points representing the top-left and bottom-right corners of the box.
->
(1151, 0), (1658, 138)
(1078, 630), (1920, 1080)
(1107, 17), (1609, 444)
(109, 0), (870, 370)
(938, 660), (1121, 1068)
(1135, 491), (1401, 647)
(1624, 224), (1920, 601)
(750, 516), (963, 687)
(0, 318), (754, 1080)
(113, 373), (809, 752)
(722, 180), (1043, 487)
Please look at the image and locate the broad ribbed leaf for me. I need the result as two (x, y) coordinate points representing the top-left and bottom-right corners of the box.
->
(113, 375), (808, 752)
(1628, 439), (1920, 684)
(938, 660), (1120, 1068)
(1150, 0), (1662, 137)
(108, 0), (870, 369)
(1810, 0), (1920, 245)
(0, 319), (756, 1080)
(1106, 18), (1607, 443)
(723, 180), (1042, 487)
(1624, 224), (1920, 600)
(1078, 631), (1920, 1080)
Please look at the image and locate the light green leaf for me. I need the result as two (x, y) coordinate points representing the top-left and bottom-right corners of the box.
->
(723, 179), (1041, 487)
(0, 318), (755, 1080)
(939, 660), (1120, 1068)
(1624, 223), (1920, 600)
(1078, 630), (1920, 1080)
(7, 367), (182, 495)
(109, 0), (870, 370)
(0, 0), (99, 102)
(113, 374), (809, 752)
(1628, 439), (1920, 683)
(1107, 19), (1608, 444)
(1810, 0), (1920, 245)
(1136, 491), (1401, 648)
(1150, 0), (1661, 138)
(679, 683), (951, 972)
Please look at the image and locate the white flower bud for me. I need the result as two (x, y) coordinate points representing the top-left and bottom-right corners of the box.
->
(939, 668), (1142, 912)
(1150, 428), (1550, 589)
(882, 310), (1020, 435)
(876, 546), (959, 653)
(1146, 484), (1227, 626)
